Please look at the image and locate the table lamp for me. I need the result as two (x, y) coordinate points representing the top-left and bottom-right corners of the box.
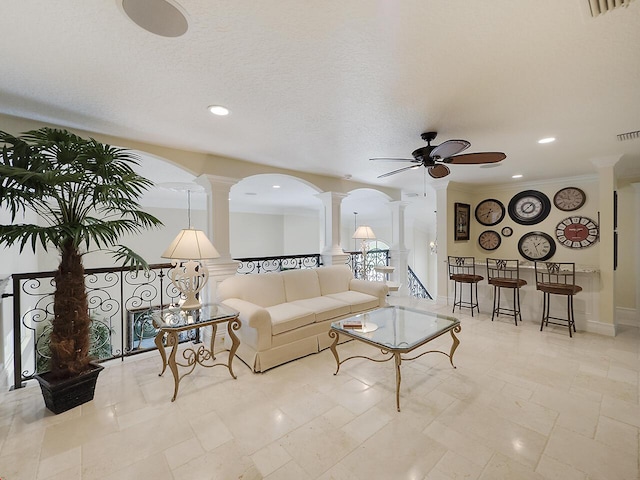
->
(161, 228), (220, 310)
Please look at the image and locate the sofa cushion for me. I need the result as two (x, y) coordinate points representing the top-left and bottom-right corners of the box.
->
(217, 272), (286, 307)
(290, 296), (351, 322)
(282, 269), (321, 302)
(267, 303), (316, 335)
(325, 291), (379, 313)
(316, 265), (353, 295)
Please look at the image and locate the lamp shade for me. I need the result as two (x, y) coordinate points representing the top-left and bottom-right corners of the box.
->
(352, 225), (376, 240)
(161, 228), (220, 260)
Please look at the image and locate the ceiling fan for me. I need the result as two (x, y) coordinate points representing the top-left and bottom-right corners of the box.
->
(371, 132), (506, 179)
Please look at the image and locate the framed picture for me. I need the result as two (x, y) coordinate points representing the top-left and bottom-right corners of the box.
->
(454, 202), (470, 241)
(614, 190), (618, 231)
(614, 231), (618, 271)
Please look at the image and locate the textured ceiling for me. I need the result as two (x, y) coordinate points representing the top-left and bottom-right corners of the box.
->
(1, 0), (639, 198)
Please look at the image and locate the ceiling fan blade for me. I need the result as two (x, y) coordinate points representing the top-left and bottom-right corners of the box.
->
(430, 140), (470, 159)
(370, 157), (421, 163)
(444, 152), (506, 164)
(428, 164), (450, 179)
(377, 165), (421, 178)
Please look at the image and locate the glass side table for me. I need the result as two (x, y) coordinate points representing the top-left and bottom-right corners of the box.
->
(150, 303), (240, 401)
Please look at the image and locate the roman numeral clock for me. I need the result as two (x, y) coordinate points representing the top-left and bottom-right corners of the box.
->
(555, 216), (599, 248)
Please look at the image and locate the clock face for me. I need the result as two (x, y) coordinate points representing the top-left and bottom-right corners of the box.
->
(501, 226), (513, 237)
(479, 230), (501, 251)
(475, 199), (505, 226)
(556, 216), (598, 248)
(554, 187), (586, 212)
(508, 190), (552, 225)
(518, 231), (556, 261)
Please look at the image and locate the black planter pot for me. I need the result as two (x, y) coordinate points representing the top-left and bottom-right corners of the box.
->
(34, 362), (104, 414)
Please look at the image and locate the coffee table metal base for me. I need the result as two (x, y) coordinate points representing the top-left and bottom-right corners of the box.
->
(329, 324), (461, 412)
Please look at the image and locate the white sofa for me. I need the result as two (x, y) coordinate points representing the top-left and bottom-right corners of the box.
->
(217, 265), (388, 372)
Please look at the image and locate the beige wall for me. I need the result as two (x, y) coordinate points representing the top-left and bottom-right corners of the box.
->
(615, 177), (640, 309)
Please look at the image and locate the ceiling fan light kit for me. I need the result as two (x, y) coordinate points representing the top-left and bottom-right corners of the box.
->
(371, 132), (506, 179)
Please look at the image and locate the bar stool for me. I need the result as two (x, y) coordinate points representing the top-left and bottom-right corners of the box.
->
(448, 256), (483, 316)
(486, 258), (527, 325)
(535, 262), (582, 337)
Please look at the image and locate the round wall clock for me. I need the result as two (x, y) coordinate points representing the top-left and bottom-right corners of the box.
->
(556, 216), (598, 248)
(517, 231), (556, 261)
(508, 190), (552, 225)
(553, 187), (586, 212)
(479, 230), (501, 251)
(475, 199), (505, 226)
(501, 226), (513, 237)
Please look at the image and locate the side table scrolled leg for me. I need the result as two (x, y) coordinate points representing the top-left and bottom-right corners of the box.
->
(155, 331), (167, 376)
(166, 331), (180, 402)
(226, 318), (241, 379)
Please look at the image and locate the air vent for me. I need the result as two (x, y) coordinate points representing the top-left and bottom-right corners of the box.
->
(588, 0), (636, 17)
(617, 130), (640, 141)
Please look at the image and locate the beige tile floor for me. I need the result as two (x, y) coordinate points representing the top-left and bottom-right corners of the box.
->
(0, 296), (638, 480)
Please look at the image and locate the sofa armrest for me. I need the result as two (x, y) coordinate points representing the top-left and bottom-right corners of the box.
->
(221, 298), (272, 351)
(349, 279), (389, 304)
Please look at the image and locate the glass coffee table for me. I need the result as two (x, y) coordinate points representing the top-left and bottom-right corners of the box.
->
(150, 303), (240, 401)
(329, 306), (461, 412)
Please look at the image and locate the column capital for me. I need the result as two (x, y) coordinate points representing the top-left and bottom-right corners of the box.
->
(196, 174), (240, 192)
(590, 155), (622, 169)
(316, 191), (349, 204)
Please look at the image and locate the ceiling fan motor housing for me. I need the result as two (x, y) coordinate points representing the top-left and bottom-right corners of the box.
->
(411, 146), (436, 164)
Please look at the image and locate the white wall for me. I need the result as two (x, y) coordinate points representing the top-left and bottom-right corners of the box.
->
(283, 214), (320, 255)
(230, 212), (320, 258)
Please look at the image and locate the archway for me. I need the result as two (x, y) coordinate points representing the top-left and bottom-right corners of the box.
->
(229, 173), (323, 258)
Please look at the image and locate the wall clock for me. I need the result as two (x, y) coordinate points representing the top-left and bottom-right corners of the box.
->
(475, 199), (505, 226)
(479, 230), (501, 251)
(517, 231), (556, 261)
(556, 216), (598, 248)
(553, 187), (586, 212)
(508, 190), (551, 225)
(501, 226), (513, 237)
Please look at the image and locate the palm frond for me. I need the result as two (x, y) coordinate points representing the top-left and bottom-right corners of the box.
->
(0, 127), (163, 264)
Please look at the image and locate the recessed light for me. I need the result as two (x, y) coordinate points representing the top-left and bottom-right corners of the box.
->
(512, 174), (523, 179)
(272, 185), (281, 189)
(538, 137), (555, 144)
(208, 105), (230, 116)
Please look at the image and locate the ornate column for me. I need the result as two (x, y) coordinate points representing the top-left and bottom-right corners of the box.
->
(434, 182), (449, 305)
(196, 174), (240, 303)
(388, 201), (409, 295)
(316, 191), (349, 266)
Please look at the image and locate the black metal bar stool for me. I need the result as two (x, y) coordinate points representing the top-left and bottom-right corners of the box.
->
(535, 262), (582, 337)
(448, 256), (483, 316)
(486, 258), (527, 325)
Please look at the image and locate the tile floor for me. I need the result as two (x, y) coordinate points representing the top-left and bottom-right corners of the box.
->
(0, 296), (638, 480)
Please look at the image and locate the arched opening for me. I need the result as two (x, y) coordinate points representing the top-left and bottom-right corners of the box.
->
(229, 173), (322, 258)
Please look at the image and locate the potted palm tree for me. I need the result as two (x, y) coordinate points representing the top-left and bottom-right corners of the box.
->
(0, 127), (163, 413)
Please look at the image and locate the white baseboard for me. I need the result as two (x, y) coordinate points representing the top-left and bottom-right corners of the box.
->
(616, 307), (638, 327)
(586, 320), (617, 337)
(436, 295), (449, 306)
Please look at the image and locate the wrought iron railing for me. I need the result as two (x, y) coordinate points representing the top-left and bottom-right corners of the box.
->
(346, 249), (390, 281)
(408, 265), (432, 299)
(6, 251), (433, 390)
(235, 253), (322, 274)
(7, 264), (181, 390)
